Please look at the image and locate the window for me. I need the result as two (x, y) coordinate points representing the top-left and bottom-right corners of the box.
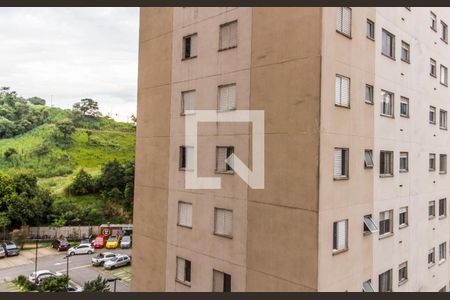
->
(398, 262), (408, 284)
(179, 146), (194, 171)
(364, 149), (374, 168)
(336, 7), (351, 37)
(178, 202), (192, 228)
(439, 242), (447, 262)
(430, 106), (436, 124)
(379, 210), (393, 236)
(366, 19), (375, 39)
(182, 34), (197, 60)
(430, 59), (437, 77)
(216, 146), (234, 172)
(365, 84), (373, 104)
(334, 148), (349, 179)
(362, 280), (374, 292)
(400, 97), (409, 118)
(380, 151), (394, 176)
(218, 84), (236, 112)
(213, 270), (231, 292)
(440, 109), (447, 129)
(439, 154), (447, 174)
(379, 269), (393, 292)
(363, 215), (378, 234)
(429, 153), (436, 171)
(400, 41), (410, 63)
(335, 75), (350, 107)
(176, 257), (191, 285)
(440, 65), (448, 86)
(431, 12), (437, 31)
(399, 207), (408, 227)
(214, 208), (233, 237)
(441, 20), (448, 43)
(439, 198), (447, 217)
(219, 21), (237, 50)
(429, 200), (436, 219)
(382, 29), (395, 59)
(332, 219), (348, 252)
(380, 90), (394, 117)
(399, 152), (408, 172)
(181, 90), (195, 115)
(428, 248), (436, 267)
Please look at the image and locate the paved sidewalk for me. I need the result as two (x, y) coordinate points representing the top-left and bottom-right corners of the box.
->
(0, 247), (55, 270)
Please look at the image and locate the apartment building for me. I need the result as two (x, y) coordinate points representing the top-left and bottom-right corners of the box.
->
(132, 7), (450, 292)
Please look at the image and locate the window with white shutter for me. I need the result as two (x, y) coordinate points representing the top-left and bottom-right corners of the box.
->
(428, 248), (436, 266)
(382, 29), (395, 59)
(429, 153), (436, 171)
(332, 219), (348, 252)
(440, 109), (447, 129)
(399, 206), (408, 227)
(380, 151), (394, 176)
(429, 200), (436, 218)
(334, 148), (349, 179)
(213, 270), (231, 292)
(430, 58), (437, 77)
(440, 65), (448, 86)
(439, 154), (447, 174)
(378, 269), (392, 292)
(439, 242), (447, 262)
(335, 75), (350, 107)
(336, 7), (352, 37)
(214, 208), (233, 237)
(182, 34), (197, 59)
(179, 146), (194, 171)
(398, 262), (408, 284)
(439, 198), (447, 217)
(181, 90), (195, 115)
(178, 202), (193, 228)
(430, 106), (437, 124)
(219, 21), (237, 50)
(176, 257), (191, 285)
(441, 20), (448, 43)
(379, 210), (393, 236)
(216, 146), (234, 172)
(218, 84), (236, 112)
(399, 152), (408, 172)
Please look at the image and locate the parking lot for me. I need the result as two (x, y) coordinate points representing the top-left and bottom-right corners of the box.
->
(0, 246), (132, 292)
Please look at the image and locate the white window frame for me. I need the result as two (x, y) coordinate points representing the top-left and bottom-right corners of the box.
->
(429, 200), (436, 219)
(400, 97), (409, 118)
(428, 248), (436, 267)
(381, 29), (395, 59)
(431, 11), (437, 31)
(182, 33), (198, 60)
(399, 152), (408, 172)
(219, 20), (238, 51)
(366, 19), (375, 40)
(439, 154), (447, 174)
(439, 198), (447, 217)
(179, 146), (194, 171)
(430, 106), (436, 124)
(399, 206), (408, 228)
(398, 262), (408, 285)
(214, 208), (233, 238)
(441, 20), (448, 43)
(379, 269), (393, 292)
(380, 90), (394, 117)
(365, 84), (374, 104)
(364, 149), (374, 168)
(212, 270), (231, 292)
(430, 58), (437, 77)
(177, 201), (193, 228)
(440, 65), (448, 86)
(379, 210), (393, 236)
(217, 84), (236, 112)
(400, 41), (410, 63)
(440, 109), (447, 129)
(176, 257), (191, 285)
(181, 90), (195, 115)
(439, 242), (447, 262)
(332, 219), (348, 253)
(335, 74), (350, 107)
(380, 151), (394, 177)
(363, 215), (378, 234)
(429, 153), (436, 171)
(334, 147), (349, 179)
(216, 146), (234, 173)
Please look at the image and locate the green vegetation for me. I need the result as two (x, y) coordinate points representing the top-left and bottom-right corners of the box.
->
(0, 87), (135, 230)
(83, 276), (110, 292)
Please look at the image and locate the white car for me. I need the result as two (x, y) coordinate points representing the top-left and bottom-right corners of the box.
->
(67, 243), (94, 256)
(28, 270), (63, 284)
(91, 252), (116, 266)
(0, 247), (5, 258)
(103, 254), (131, 270)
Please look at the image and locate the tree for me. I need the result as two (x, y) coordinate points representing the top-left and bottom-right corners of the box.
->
(83, 275), (110, 292)
(100, 160), (125, 192)
(40, 275), (69, 292)
(27, 97), (46, 106)
(73, 98), (101, 117)
(4, 147), (17, 159)
(56, 119), (76, 139)
(69, 169), (93, 195)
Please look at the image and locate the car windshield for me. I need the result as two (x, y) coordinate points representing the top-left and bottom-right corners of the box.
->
(108, 237), (116, 242)
(6, 244), (17, 250)
(110, 257), (118, 262)
(95, 238), (103, 242)
(122, 236), (130, 242)
(96, 253), (104, 258)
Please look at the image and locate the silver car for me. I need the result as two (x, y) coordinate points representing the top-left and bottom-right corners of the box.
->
(91, 252), (116, 266)
(103, 254), (131, 270)
(0, 247), (5, 258)
(120, 236), (132, 248)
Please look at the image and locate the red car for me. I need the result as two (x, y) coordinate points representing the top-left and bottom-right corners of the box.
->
(92, 235), (108, 249)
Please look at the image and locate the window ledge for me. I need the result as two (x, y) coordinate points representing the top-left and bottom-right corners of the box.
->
(379, 232), (394, 240)
(430, 121), (436, 125)
(429, 169), (436, 172)
(181, 55), (197, 61)
(428, 216), (436, 220)
(381, 52), (396, 61)
(401, 59), (411, 64)
(380, 113), (395, 119)
(365, 100), (374, 105)
(438, 259), (446, 265)
(215, 170), (234, 175)
(428, 263), (436, 269)
(398, 279), (408, 286)
(379, 174), (394, 178)
(336, 30), (352, 39)
(399, 223), (408, 229)
(438, 215), (447, 220)
(399, 169), (409, 173)
(180, 112), (196, 116)
(430, 73), (437, 78)
(332, 248), (348, 256)
(177, 223), (193, 229)
(218, 45), (237, 52)
(179, 168), (194, 172)
(440, 82), (448, 87)
(439, 127), (448, 130)
(400, 115), (409, 118)
(440, 38), (448, 44)
(333, 176), (349, 181)
(217, 108), (237, 113)
(366, 36), (375, 41)
(175, 279), (191, 287)
(335, 104), (351, 109)
(439, 171), (447, 175)
(213, 232), (233, 239)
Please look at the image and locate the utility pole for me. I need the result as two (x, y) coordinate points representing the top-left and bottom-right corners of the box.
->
(63, 255), (70, 291)
(34, 227), (39, 284)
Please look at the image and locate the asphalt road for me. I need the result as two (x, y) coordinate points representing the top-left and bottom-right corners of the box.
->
(0, 248), (132, 292)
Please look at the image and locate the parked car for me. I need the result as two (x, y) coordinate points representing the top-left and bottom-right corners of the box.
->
(103, 254), (131, 270)
(91, 252), (116, 266)
(92, 235), (107, 249)
(1, 241), (19, 256)
(105, 236), (120, 249)
(80, 238), (91, 245)
(28, 270), (63, 285)
(0, 247), (5, 258)
(67, 243), (94, 256)
(52, 239), (70, 251)
(120, 235), (132, 248)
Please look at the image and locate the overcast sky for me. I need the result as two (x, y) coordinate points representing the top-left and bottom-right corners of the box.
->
(0, 7), (139, 122)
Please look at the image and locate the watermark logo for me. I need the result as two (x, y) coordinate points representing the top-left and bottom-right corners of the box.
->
(184, 110), (264, 189)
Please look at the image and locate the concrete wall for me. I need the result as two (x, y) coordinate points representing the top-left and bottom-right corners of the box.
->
(27, 226), (98, 239)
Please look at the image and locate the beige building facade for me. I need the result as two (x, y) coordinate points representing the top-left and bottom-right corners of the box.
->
(132, 7), (450, 292)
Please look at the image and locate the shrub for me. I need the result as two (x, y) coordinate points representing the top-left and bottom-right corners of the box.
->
(83, 275), (110, 292)
(69, 169), (93, 195)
